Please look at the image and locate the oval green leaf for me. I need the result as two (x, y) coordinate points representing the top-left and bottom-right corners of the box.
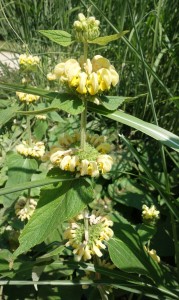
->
(39, 30), (74, 47)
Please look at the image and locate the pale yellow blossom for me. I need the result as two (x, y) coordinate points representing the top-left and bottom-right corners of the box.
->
(16, 141), (45, 158)
(49, 55), (119, 96)
(142, 205), (160, 222)
(16, 91), (40, 104)
(19, 54), (40, 67)
(144, 246), (160, 263)
(15, 197), (37, 221)
(64, 210), (113, 261)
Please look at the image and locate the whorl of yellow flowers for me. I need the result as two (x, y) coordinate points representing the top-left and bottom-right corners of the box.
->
(44, 132), (114, 177)
(47, 55), (119, 96)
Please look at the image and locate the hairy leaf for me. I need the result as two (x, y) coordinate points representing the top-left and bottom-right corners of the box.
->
(39, 30), (74, 46)
(13, 178), (93, 257)
(88, 31), (129, 45)
(0, 82), (84, 115)
(99, 95), (126, 110)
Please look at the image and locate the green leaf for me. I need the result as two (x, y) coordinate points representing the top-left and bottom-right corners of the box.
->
(88, 102), (179, 152)
(1, 153), (38, 206)
(88, 31), (129, 45)
(39, 30), (74, 46)
(108, 177), (156, 209)
(13, 178), (93, 257)
(169, 96), (179, 109)
(0, 176), (74, 196)
(99, 95), (126, 110)
(108, 220), (162, 283)
(0, 104), (20, 127)
(136, 224), (157, 244)
(0, 82), (84, 115)
(33, 120), (48, 140)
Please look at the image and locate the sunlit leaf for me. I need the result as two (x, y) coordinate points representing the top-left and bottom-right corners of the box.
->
(0, 82), (84, 115)
(88, 31), (129, 45)
(13, 178), (93, 257)
(88, 102), (179, 152)
(39, 30), (74, 46)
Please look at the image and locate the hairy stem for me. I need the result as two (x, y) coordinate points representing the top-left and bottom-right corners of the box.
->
(80, 99), (87, 150)
(83, 207), (89, 242)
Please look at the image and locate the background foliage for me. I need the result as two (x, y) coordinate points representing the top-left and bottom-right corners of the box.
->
(0, 0), (178, 299)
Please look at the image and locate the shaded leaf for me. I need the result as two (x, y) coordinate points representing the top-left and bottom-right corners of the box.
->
(108, 177), (156, 209)
(108, 220), (162, 283)
(99, 95), (126, 110)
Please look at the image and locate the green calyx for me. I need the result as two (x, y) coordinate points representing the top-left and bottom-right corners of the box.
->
(77, 142), (99, 161)
(74, 222), (104, 247)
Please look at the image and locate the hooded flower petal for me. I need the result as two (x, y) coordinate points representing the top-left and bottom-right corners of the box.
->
(92, 55), (111, 72)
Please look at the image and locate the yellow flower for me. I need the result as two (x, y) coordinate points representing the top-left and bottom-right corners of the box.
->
(87, 72), (99, 95)
(47, 72), (57, 81)
(142, 205), (160, 223)
(19, 54), (40, 67)
(64, 210), (113, 261)
(65, 59), (81, 82)
(48, 132), (113, 177)
(16, 141), (45, 158)
(97, 154), (113, 173)
(144, 246), (160, 263)
(53, 62), (66, 78)
(76, 72), (88, 94)
(91, 55), (111, 72)
(49, 55), (119, 96)
(16, 91), (40, 104)
(36, 115), (47, 120)
(15, 197), (37, 221)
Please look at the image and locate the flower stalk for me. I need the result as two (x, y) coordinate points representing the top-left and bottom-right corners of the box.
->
(80, 99), (87, 150)
(80, 42), (88, 150)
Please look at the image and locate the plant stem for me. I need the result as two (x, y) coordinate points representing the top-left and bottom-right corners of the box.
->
(83, 42), (88, 62)
(26, 104), (32, 146)
(80, 42), (88, 150)
(80, 99), (87, 150)
(83, 207), (89, 242)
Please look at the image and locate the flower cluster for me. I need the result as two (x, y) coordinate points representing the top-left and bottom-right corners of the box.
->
(16, 141), (45, 158)
(18, 54), (40, 72)
(16, 91), (40, 104)
(48, 132), (113, 177)
(64, 210), (114, 261)
(15, 196), (37, 221)
(73, 13), (100, 42)
(47, 55), (119, 96)
(144, 246), (160, 263)
(36, 114), (47, 120)
(142, 204), (160, 224)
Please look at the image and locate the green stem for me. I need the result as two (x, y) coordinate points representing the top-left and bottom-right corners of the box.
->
(80, 99), (87, 150)
(80, 42), (88, 150)
(83, 207), (89, 242)
(98, 285), (109, 300)
(26, 104), (32, 146)
(83, 42), (88, 62)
